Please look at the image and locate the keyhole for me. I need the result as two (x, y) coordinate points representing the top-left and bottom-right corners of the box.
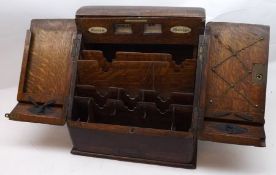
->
(256, 74), (263, 80)
(129, 128), (135, 134)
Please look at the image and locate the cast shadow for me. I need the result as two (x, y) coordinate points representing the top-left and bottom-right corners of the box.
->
(20, 124), (72, 151)
(197, 140), (266, 173)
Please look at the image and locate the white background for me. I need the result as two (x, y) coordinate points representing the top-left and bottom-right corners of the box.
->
(0, 0), (276, 175)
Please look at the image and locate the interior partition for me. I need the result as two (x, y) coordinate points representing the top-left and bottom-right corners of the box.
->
(70, 41), (198, 132)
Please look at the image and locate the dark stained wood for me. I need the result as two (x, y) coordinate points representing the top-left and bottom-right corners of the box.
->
(75, 85), (194, 107)
(76, 17), (205, 45)
(68, 121), (196, 168)
(76, 6), (205, 18)
(113, 52), (172, 62)
(71, 96), (193, 131)
(198, 22), (269, 146)
(68, 121), (193, 136)
(69, 6), (202, 168)
(71, 149), (196, 169)
(77, 59), (196, 97)
(6, 6), (271, 169)
(82, 44), (195, 63)
(200, 121), (265, 146)
(9, 103), (65, 125)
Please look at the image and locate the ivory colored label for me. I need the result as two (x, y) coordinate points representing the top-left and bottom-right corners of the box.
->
(88, 27), (107, 34)
(170, 26), (191, 34)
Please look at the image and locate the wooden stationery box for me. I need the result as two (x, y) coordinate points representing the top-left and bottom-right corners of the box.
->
(6, 6), (270, 169)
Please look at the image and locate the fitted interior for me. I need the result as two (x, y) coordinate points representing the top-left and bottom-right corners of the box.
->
(70, 42), (198, 132)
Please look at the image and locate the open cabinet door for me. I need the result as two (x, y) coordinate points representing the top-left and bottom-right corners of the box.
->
(198, 22), (269, 146)
(6, 19), (78, 125)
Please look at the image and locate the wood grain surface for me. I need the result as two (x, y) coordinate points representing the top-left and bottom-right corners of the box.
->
(6, 6), (271, 169)
(199, 22), (269, 146)
(9, 19), (77, 125)
(77, 59), (196, 96)
(76, 6), (205, 18)
(18, 19), (76, 104)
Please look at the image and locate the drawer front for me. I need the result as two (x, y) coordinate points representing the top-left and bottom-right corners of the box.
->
(68, 122), (196, 167)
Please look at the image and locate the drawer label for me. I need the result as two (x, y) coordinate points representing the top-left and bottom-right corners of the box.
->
(88, 27), (107, 34)
(170, 26), (191, 34)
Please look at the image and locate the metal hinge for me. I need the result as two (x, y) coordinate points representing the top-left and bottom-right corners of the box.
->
(252, 63), (267, 85)
(71, 33), (82, 60)
(196, 35), (209, 131)
(28, 96), (56, 115)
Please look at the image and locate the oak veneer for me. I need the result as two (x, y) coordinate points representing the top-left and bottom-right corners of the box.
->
(6, 6), (270, 169)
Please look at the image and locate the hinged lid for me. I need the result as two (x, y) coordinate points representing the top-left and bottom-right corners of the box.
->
(197, 22), (269, 146)
(7, 19), (78, 125)
(76, 6), (205, 18)
(75, 6), (205, 45)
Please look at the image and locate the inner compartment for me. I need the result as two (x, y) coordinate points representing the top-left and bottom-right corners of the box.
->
(70, 42), (198, 132)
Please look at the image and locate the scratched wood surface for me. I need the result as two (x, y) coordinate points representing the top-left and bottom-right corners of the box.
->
(199, 22), (269, 146)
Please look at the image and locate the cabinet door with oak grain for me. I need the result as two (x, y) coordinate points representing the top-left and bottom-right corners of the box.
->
(8, 19), (77, 125)
(198, 22), (269, 147)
